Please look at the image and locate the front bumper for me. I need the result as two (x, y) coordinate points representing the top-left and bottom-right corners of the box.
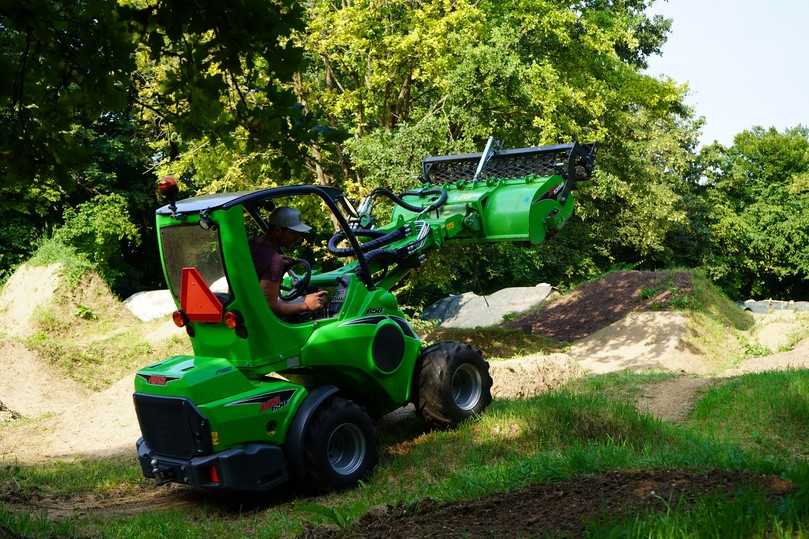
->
(137, 438), (288, 491)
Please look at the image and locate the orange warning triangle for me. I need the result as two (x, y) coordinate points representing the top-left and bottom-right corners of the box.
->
(180, 267), (223, 323)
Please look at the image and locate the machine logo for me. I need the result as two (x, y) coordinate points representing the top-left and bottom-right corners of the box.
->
(226, 390), (296, 412)
(365, 307), (383, 314)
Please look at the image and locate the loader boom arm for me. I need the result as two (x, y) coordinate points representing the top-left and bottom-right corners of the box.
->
(326, 140), (596, 291)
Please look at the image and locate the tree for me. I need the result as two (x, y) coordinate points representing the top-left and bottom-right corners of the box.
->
(296, 0), (700, 302)
(696, 127), (809, 299)
(0, 0), (133, 185)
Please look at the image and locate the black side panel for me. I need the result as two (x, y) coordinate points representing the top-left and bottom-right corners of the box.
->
(133, 393), (213, 459)
(372, 324), (405, 372)
(284, 385), (340, 480)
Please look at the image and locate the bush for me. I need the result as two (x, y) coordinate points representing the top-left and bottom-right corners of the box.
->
(52, 194), (140, 288)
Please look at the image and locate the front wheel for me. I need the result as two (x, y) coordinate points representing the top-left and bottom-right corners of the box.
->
(416, 341), (493, 428)
(303, 396), (378, 492)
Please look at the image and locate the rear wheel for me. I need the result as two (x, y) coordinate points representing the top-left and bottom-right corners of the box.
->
(416, 341), (493, 428)
(303, 397), (377, 492)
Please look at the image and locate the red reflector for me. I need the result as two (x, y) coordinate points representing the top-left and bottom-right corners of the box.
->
(224, 311), (238, 329)
(148, 375), (167, 385)
(180, 267), (223, 323)
(172, 310), (186, 327)
(209, 465), (220, 484)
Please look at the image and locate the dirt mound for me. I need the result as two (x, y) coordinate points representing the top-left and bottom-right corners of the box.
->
(749, 311), (809, 352)
(490, 353), (583, 399)
(727, 336), (809, 375)
(568, 312), (712, 375)
(306, 469), (792, 538)
(0, 341), (87, 419)
(0, 263), (62, 338)
(0, 373), (140, 461)
(506, 271), (692, 342)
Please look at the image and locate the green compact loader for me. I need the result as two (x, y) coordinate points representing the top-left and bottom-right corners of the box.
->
(134, 139), (595, 492)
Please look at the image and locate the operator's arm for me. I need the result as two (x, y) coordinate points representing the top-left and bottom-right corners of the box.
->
(260, 278), (326, 317)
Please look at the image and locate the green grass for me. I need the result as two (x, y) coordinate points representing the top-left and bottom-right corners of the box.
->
(688, 370), (809, 460)
(0, 506), (79, 539)
(588, 488), (809, 538)
(5, 370), (809, 538)
(566, 370), (676, 402)
(0, 456), (144, 499)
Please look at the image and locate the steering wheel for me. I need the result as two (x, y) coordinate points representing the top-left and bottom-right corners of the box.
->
(279, 258), (312, 301)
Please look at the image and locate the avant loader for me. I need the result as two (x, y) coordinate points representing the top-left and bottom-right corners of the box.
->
(133, 139), (595, 492)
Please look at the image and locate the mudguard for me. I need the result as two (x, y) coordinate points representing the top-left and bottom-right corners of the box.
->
(284, 384), (340, 480)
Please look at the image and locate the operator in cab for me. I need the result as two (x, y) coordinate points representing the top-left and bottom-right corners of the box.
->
(250, 207), (327, 319)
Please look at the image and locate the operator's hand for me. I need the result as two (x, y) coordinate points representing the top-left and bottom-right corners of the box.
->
(303, 291), (328, 312)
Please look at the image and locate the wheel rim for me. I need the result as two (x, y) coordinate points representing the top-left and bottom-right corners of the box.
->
(326, 423), (366, 476)
(452, 363), (483, 411)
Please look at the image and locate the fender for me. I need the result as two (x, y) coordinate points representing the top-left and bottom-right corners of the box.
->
(284, 384), (340, 480)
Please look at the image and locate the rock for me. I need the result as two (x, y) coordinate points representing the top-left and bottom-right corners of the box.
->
(422, 283), (553, 328)
(739, 299), (809, 313)
(123, 289), (176, 322)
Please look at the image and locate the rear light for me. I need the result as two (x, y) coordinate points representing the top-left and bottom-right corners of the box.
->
(172, 310), (186, 327)
(224, 310), (247, 338)
(209, 465), (220, 484)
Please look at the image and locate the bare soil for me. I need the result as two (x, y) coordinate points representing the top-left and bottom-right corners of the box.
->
(0, 341), (87, 420)
(303, 469), (793, 539)
(0, 374), (143, 461)
(636, 377), (714, 422)
(506, 271), (693, 342)
(749, 311), (808, 352)
(0, 263), (62, 338)
(489, 353), (583, 399)
(727, 337), (809, 375)
(568, 312), (710, 375)
(0, 483), (197, 520)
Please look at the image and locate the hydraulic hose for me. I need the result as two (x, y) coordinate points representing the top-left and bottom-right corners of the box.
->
(370, 187), (447, 214)
(327, 227), (408, 257)
(327, 187), (447, 257)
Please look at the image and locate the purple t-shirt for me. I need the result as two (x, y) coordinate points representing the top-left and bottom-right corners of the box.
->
(250, 237), (291, 282)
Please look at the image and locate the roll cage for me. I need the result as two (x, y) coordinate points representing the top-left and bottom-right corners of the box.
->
(157, 185), (376, 289)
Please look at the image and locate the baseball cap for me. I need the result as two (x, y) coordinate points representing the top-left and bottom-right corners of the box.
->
(268, 207), (312, 233)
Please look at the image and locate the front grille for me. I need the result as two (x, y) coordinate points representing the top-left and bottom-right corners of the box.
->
(133, 393), (213, 459)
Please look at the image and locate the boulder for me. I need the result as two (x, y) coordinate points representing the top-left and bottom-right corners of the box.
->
(123, 289), (176, 322)
(739, 299), (809, 313)
(423, 283), (553, 328)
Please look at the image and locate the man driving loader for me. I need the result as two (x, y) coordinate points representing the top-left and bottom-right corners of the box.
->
(250, 206), (327, 319)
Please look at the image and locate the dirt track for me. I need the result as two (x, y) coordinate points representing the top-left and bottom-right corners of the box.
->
(304, 469), (793, 538)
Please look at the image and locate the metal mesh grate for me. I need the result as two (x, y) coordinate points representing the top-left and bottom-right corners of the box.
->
(134, 394), (212, 459)
(421, 143), (593, 185)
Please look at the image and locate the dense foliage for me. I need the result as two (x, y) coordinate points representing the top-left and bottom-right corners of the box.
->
(1, 1), (807, 302)
(694, 127), (809, 299)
